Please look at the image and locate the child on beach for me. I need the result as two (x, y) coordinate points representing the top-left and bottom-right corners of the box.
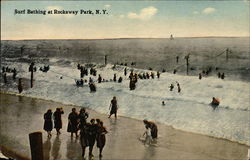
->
(143, 126), (152, 146)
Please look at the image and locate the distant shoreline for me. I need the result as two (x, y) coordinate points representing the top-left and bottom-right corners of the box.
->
(1, 36), (250, 41)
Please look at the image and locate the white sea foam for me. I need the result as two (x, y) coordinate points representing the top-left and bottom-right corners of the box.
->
(1, 59), (249, 145)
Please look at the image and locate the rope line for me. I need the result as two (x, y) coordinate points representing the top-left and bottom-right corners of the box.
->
(212, 50), (226, 58)
(162, 48), (229, 72)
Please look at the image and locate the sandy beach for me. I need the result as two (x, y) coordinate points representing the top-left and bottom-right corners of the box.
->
(0, 93), (248, 160)
(1, 1), (249, 159)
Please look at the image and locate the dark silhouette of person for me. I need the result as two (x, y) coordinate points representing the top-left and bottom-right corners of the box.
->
(89, 82), (96, 92)
(88, 119), (98, 157)
(113, 74), (117, 82)
(143, 120), (158, 139)
(80, 122), (90, 158)
(157, 71), (160, 78)
(199, 73), (202, 80)
(108, 96), (118, 118)
(129, 71), (134, 80)
(118, 77), (123, 83)
(77, 64), (81, 70)
(173, 69), (177, 74)
(67, 108), (79, 137)
(218, 72), (221, 78)
(76, 79), (83, 87)
(151, 72), (154, 79)
(78, 108), (89, 158)
(138, 73), (143, 79)
(93, 69), (97, 76)
(221, 73), (225, 79)
(2, 66), (5, 73)
(80, 70), (84, 78)
(129, 80), (136, 90)
(53, 107), (64, 135)
(80, 79), (83, 85)
(29, 62), (35, 72)
(79, 108), (89, 128)
(134, 73), (138, 83)
(176, 82), (181, 93)
(18, 78), (23, 93)
(44, 109), (53, 137)
(3, 73), (7, 84)
(98, 74), (102, 83)
(169, 84), (174, 91)
(124, 67), (127, 76)
(84, 68), (88, 76)
(12, 68), (17, 80)
(212, 97), (220, 105)
(96, 121), (108, 158)
(211, 97), (220, 110)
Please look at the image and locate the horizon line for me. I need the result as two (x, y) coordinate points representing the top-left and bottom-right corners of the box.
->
(1, 36), (250, 41)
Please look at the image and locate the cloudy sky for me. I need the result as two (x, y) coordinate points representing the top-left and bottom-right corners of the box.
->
(1, 1), (249, 40)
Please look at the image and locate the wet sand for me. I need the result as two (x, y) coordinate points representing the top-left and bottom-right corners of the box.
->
(0, 93), (249, 160)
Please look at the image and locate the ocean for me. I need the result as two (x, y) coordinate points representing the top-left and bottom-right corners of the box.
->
(1, 37), (250, 81)
(1, 37), (250, 146)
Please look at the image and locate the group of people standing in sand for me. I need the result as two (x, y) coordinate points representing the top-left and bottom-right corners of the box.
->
(43, 105), (111, 158)
(74, 108), (108, 158)
(43, 107), (64, 137)
(43, 96), (158, 158)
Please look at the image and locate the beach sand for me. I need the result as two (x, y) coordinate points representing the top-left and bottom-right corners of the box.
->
(0, 93), (248, 160)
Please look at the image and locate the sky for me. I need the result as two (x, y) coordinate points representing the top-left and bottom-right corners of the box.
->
(1, 1), (249, 40)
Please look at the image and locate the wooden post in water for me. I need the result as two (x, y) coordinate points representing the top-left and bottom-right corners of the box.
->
(104, 55), (107, 65)
(20, 46), (24, 56)
(29, 131), (44, 160)
(29, 62), (34, 88)
(31, 69), (33, 88)
(185, 54), (190, 75)
(226, 48), (229, 62)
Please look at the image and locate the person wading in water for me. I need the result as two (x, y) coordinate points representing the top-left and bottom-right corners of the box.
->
(143, 119), (158, 140)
